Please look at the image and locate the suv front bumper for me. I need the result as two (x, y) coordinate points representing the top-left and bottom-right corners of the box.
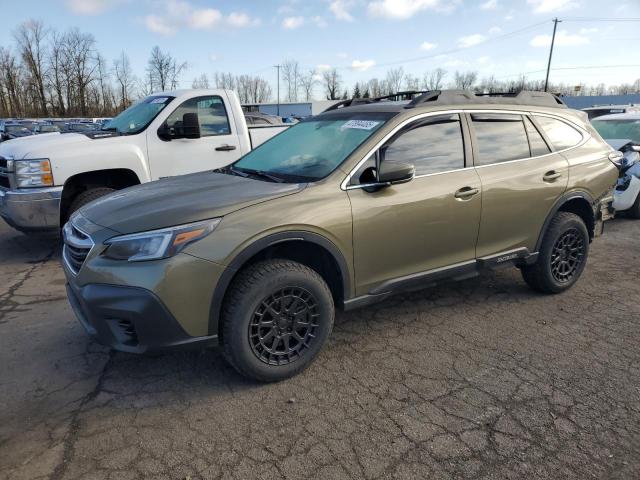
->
(66, 282), (219, 353)
(0, 186), (62, 231)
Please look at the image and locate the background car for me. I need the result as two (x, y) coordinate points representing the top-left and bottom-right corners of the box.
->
(32, 123), (61, 134)
(244, 112), (283, 126)
(0, 122), (34, 141)
(583, 104), (640, 120)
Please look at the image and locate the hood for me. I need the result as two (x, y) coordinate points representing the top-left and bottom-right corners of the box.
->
(0, 132), (92, 159)
(80, 171), (306, 234)
(605, 138), (638, 151)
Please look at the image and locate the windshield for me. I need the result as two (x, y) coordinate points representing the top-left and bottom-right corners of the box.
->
(592, 119), (640, 143)
(233, 113), (393, 182)
(104, 95), (175, 135)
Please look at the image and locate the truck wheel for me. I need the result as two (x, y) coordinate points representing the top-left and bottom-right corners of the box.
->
(222, 259), (334, 382)
(68, 187), (115, 218)
(521, 212), (589, 294)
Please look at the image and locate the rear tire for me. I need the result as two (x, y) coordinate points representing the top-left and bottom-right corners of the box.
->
(68, 187), (115, 219)
(222, 259), (334, 382)
(521, 212), (589, 294)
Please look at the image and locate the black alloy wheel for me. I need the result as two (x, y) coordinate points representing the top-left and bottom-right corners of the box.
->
(550, 227), (586, 283)
(249, 287), (319, 366)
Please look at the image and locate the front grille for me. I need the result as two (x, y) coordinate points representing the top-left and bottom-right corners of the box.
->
(62, 222), (94, 274)
(0, 176), (8, 188)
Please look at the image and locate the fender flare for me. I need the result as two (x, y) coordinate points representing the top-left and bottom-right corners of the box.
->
(208, 231), (352, 336)
(535, 190), (596, 251)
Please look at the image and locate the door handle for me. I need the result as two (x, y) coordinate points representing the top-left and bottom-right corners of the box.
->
(215, 144), (236, 151)
(454, 186), (480, 200)
(543, 170), (562, 182)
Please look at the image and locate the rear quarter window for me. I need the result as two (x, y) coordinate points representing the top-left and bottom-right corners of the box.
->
(534, 116), (583, 150)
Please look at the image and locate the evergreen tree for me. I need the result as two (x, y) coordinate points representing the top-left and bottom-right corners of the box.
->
(353, 83), (361, 98)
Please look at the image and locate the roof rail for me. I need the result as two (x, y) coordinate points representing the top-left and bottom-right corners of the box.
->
(323, 90), (434, 112)
(406, 90), (566, 109)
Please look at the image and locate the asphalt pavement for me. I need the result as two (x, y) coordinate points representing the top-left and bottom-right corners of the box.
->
(1, 218), (639, 480)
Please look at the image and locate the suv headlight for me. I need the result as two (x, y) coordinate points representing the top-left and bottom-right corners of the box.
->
(15, 159), (54, 188)
(103, 219), (220, 262)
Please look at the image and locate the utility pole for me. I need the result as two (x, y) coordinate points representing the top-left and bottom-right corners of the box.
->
(274, 64), (281, 116)
(544, 18), (561, 92)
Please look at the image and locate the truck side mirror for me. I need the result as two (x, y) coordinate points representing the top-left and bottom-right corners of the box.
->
(157, 123), (173, 141)
(182, 113), (201, 139)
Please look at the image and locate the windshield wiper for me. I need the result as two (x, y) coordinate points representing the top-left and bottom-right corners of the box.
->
(234, 167), (285, 183)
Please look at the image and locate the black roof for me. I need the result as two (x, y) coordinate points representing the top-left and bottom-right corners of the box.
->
(321, 90), (566, 116)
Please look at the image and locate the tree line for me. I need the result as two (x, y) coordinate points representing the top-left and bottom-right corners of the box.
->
(2, 19), (640, 119)
(0, 20), (194, 118)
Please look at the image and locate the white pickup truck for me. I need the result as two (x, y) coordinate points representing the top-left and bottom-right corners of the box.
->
(0, 89), (288, 233)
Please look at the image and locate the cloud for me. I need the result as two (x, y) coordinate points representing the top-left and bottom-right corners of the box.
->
(282, 16), (305, 29)
(530, 29), (589, 47)
(145, 14), (176, 36)
(579, 27), (598, 34)
(367, 0), (443, 20)
(458, 34), (486, 48)
(210, 54), (219, 62)
(351, 59), (376, 71)
(336, 52), (349, 59)
(312, 16), (329, 27)
(527, 0), (579, 13)
(227, 12), (260, 27)
(420, 41), (437, 51)
(65, 0), (122, 15)
(188, 8), (222, 29)
(488, 26), (502, 34)
(316, 64), (332, 72)
(480, 0), (498, 9)
(477, 56), (490, 64)
(330, 0), (355, 21)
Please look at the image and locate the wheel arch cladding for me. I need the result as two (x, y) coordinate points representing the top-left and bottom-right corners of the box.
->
(209, 231), (351, 338)
(536, 192), (595, 251)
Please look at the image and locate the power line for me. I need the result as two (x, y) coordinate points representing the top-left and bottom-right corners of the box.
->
(562, 17), (640, 22)
(496, 64), (640, 79)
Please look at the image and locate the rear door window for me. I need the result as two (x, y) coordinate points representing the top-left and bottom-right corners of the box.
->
(471, 113), (530, 166)
(534, 116), (583, 150)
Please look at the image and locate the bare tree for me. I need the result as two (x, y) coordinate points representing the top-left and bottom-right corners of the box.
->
(64, 28), (98, 115)
(0, 47), (24, 116)
(322, 68), (341, 100)
(113, 51), (135, 109)
(213, 72), (236, 90)
(299, 69), (318, 101)
(48, 31), (68, 115)
(404, 73), (420, 91)
(423, 68), (447, 90)
(453, 71), (477, 90)
(14, 20), (49, 115)
(281, 59), (301, 102)
(385, 67), (404, 94)
(147, 46), (187, 92)
(192, 73), (210, 89)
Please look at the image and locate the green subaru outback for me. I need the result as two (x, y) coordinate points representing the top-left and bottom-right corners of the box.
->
(63, 90), (619, 381)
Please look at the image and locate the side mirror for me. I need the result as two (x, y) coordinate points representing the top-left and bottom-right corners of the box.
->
(157, 123), (173, 141)
(378, 160), (415, 185)
(182, 112), (201, 139)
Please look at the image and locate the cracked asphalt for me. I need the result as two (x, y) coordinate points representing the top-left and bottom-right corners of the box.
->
(1, 217), (639, 480)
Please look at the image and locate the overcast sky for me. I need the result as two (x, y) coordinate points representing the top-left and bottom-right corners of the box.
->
(2, 0), (639, 96)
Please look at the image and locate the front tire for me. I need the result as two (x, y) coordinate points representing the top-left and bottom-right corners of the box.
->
(68, 187), (116, 219)
(521, 212), (589, 294)
(222, 259), (334, 382)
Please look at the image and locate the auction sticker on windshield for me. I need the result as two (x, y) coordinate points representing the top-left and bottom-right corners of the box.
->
(341, 120), (381, 130)
(150, 97), (170, 104)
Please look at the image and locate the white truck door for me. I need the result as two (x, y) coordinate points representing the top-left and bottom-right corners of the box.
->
(147, 94), (242, 179)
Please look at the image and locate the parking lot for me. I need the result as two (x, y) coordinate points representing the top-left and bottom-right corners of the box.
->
(0, 217), (638, 480)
